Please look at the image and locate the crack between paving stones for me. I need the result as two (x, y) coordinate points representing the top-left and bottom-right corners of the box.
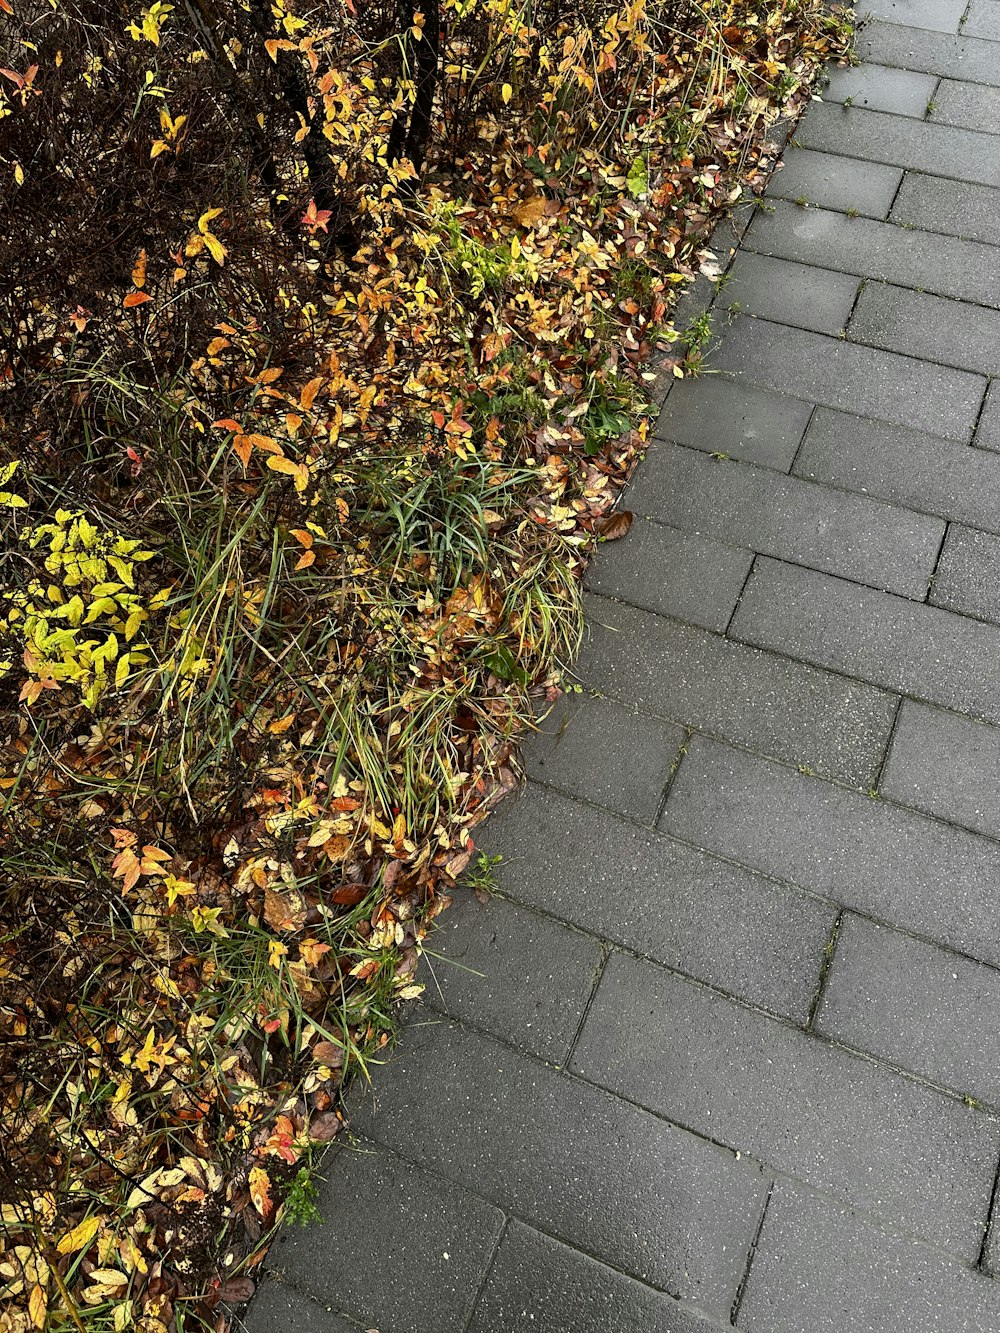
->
(976, 1152), (1000, 1271)
(723, 554), (758, 636)
(923, 519), (951, 606)
(729, 1179), (773, 1325)
(460, 1216), (508, 1333)
(870, 693), (904, 792)
(805, 909), (843, 1031)
(563, 947), (609, 1070)
(652, 727), (695, 826)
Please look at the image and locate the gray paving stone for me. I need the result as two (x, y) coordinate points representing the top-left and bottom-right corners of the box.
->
(881, 698), (1000, 838)
(765, 147), (902, 217)
(730, 557), (1000, 728)
(573, 951), (999, 1258)
(476, 784), (836, 1023)
(814, 912), (1000, 1104)
(468, 1223), (728, 1333)
(860, 0), (965, 32)
(241, 1281), (361, 1333)
(523, 691), (684, 822)
(426, 890), (602, 1063)
(822, 60), (938, 114)
(576, 592), (897, 786)
(660, 735), (1000, 968)
(714, 250), (858, 334)
(931, 78), (1000, 133)
(963, 0), (1000, 40)
(745, 199), (1000, 308)
(794, 407), (1000, 534)
(849, 281), (1000, 377)
(738, 1180), (1000, 1333)
(974, 380), (1000, 451)
(673, 273), (717, 331)
(264, 1143), (504, 1333)
(931, 524), (1000, 623)
(796, 100), (1000, 186)
(707, 317), (984, 440)
(653, 375), (812, 469)
(627, 443), (943, 599)
(350, 1018), (767, 1314)
(584, 515), (752, 632)
(858, 21), (1000, 85)
(891, 171), (1000, 244)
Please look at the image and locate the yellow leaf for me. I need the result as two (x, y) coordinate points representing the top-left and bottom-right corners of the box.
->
(266, 455), (302, 478)
(132, 247), (147, 289)
(203, 232), (226, 265)
(28, 1284), (46, 1331)
(13, 161), (23, 185)
(197, 207), (223, 233)
(501, 83), (512, 103)
(57, 1214), (101, 1255)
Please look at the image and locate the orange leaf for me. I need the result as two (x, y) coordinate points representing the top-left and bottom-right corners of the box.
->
(131, 248), (147, 289)
(213, 418), (242, 431)
(299, 377), (323, 412)
(294, 550), (316, 570)
(232, 435), (253, 468)
(290, 529), (313, 548)
(123, 291), (152, 308)
(244, 433), (282, 455)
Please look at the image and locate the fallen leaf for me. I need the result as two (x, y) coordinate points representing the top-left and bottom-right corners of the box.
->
(596, 509), (633, 541)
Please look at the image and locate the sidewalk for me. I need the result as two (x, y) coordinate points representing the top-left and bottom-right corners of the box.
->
(243, 11), (1000, 1330)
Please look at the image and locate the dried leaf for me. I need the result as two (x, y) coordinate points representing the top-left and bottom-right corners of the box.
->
(596, 509), (633, 541)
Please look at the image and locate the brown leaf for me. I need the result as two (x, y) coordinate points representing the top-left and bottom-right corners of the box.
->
(263, 884), (308, 932)
(308, 1111), (342, 1142)
(331, 883), (367, 906)
(511, 196), (547, 228)
(596, 509), (633, 541)
(219, 1277), (255, 1304)
(312, 1040), (344, 1067)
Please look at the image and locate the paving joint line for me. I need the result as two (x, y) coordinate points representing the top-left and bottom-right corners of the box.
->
(924, 519), (951, 605)
(976, 1151), (1000, 1272)
(459, 1216), (509, 1333)
(806, 909), (844, 1032)
(729, 1180), (773, 1326)
(563, 947), (610, 1070)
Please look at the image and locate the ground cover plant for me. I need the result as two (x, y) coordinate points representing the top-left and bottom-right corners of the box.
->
(0, 0), (848, 1327)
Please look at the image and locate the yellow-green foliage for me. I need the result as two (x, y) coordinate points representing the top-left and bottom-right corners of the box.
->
(0, 465), (165, 707)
